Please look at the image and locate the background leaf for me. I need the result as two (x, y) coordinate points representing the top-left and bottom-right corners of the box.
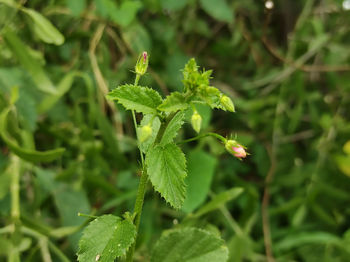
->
(193, 188), (244, 218)
(199, 0), (233, 23)
(3, 30), (57, 94)
(182, 150), (217, 213)
(22, 8), (65, 45)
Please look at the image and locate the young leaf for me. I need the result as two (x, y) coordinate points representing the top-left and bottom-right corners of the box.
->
(151, 227), (229, 262)
(107, 84), (162, 114)
(78, 215), (136, 262)
(146, 143), (187, 209)
(160, 111), (185, 146)
(158, 92), (188, 112)
(22, 8), (65, 45)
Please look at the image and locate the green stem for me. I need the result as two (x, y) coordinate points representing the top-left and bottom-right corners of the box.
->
(177, 132), (226, 145)
(126, 74), (147, 262)
(126, 167), (148, 262)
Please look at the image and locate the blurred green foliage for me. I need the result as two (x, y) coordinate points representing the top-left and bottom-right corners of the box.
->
(0, 0), (350, 261)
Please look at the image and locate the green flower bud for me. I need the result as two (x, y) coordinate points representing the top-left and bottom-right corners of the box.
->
(135, 51), (149, 76)
(191, 111), (202, 133)
(139, 124), (152, 142)
(220, 95), (235, 112)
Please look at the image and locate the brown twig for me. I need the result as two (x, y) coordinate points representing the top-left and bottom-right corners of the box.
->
(89, 24), (123, 134)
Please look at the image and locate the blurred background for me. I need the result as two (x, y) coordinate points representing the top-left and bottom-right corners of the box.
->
(0, 0), (350, 261)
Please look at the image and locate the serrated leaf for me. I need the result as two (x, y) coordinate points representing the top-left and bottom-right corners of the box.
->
(160, 111), (185, 146)
(78, 215), (136, 262)
(158, 92), (188, 112)
(197, 86), (227, 110)
(146, 143), (187, 209)
(139, 114), (161, 153)
(151, 227), (229, 262)
(107, 84), (162, 114)
(22, 8), (65, 45)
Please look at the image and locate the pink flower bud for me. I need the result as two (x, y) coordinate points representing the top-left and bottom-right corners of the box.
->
(135, 51), (149, 76)
(143, 51), (147, 63)
(232, 145), (247, 158)
(225, 140), (247, 160)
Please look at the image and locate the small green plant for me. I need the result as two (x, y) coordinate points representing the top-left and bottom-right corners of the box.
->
(77, 52), (246, 262)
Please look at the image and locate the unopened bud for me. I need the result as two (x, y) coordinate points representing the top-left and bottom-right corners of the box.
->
(139, 124), (152, 142)
(220, 95), (235, 112)
(135, 51), (149, 76)
(225, 140), (247, 159)
(191, 111), (202, 133)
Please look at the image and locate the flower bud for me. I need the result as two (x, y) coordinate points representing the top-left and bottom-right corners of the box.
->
(191, 111), (202, 133)
(135, 51), (149, 76)
(220, 95), (235, 112)
(225, 140), (247, 159)
(139, 124), (152, 142)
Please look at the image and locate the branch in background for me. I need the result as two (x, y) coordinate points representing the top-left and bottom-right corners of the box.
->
(89, 24), (123, 135)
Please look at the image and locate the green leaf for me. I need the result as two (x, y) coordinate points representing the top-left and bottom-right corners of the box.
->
(122, 23), (151, 53)
(198, 86), (225, 110)
(161, 0), (187, 11)
(3, 30), (57, 94)
(66, 0), (86, 16)
(182, 150), (217, 213)
(146, 143), (187, 209)
(160, 111), (185, 146)
(107, 84), (162, 114)
(199, 0), (234, 24)
(78, 215), (136, 262)
(193, 187), (244, 218)
(158, 92), (188, 112)
(151, 227), (229, 262)
(275, 232), (343, 252)
(38, 72), (76, 113)
(22, 8), (65, 45)
(0, 109), (65, 163)
(110, 1), (142, 27)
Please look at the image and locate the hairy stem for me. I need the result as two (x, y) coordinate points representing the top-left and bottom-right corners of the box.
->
(126, 74), (147, 262)
(177, 132), (226, 145)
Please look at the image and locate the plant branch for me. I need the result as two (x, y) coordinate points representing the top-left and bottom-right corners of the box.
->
(177, 132), (226, 145)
